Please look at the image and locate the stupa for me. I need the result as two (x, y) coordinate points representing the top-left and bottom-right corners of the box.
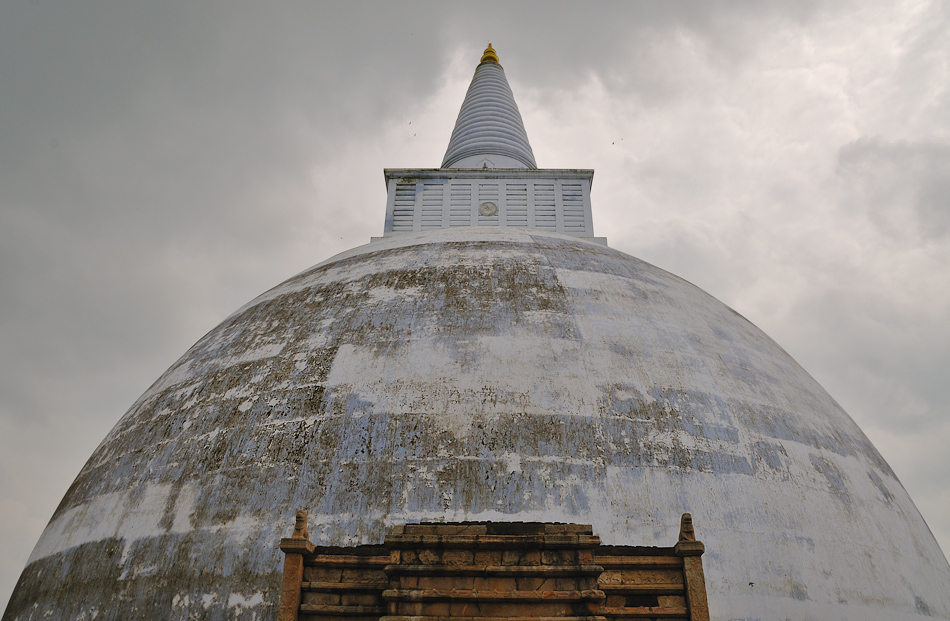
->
(5, 44), (949, 621)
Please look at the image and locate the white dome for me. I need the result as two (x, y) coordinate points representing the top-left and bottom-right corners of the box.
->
(8, 227), (949, 620)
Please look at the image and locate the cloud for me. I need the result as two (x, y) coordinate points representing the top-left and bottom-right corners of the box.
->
(838, 138), (950, 239)
(2, 0), (949, 609)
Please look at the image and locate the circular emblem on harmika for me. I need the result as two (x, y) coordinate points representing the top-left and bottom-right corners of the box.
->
(479, 201), (499, 217)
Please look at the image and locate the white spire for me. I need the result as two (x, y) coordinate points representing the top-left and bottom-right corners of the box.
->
(441, 44), (537, 169)
(381, 44), (599, 244)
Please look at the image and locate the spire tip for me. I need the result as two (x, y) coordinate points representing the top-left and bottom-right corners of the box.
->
(480, 43), (499, 64)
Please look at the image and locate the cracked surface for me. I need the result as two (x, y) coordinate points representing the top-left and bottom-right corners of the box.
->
(6, 228), (949, 620)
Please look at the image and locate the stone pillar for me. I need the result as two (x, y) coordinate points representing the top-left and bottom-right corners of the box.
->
(674, 513), (710, 621)
(278, 510), (315, 621)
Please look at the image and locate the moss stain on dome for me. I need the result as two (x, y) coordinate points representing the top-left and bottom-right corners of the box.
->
(6, 229), (950, 620)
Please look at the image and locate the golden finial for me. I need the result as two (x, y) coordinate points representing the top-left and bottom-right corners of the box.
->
(480, 43), (499, 64)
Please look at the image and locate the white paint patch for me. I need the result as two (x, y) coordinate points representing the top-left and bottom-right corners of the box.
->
(143, 361), (198, 400)
(224, 385), (256, 401)
(228, 592), (264, 608)
(298, 332), (330, 350)
(209, 514), (262, 544)
(554, 267), (635, 297)
(365, 284), (422, 303)
(171, 482), (197, 533)
(503, 452), (522, 474)
(197, 428), (220, 442)
(172, 594), (190, 609)
(28, 484), (173, 563)
(26, 481), (252, 564)
(222, 343), (285, 366)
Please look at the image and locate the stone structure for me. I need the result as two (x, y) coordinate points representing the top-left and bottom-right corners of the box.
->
(381, 168), (600, 242)
(276, 513), (709, 621)
(5, 45), (950, 621)
(382, 43), (600, 242)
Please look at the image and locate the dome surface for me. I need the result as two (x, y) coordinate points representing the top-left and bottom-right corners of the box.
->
(6, 227), (950, 620)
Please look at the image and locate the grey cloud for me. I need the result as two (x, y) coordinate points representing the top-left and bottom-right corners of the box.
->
(838, 138), (950, 239)
(2, 0), (949, 610)
(786, 282), (950, 430)
(433, 0), (845, 103)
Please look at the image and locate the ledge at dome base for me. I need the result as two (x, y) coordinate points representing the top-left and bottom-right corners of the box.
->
(370, 230), (608, 246)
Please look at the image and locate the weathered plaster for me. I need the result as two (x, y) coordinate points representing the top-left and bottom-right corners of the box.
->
(5, 228), (949, 620)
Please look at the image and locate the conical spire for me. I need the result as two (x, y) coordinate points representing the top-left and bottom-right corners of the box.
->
(441, 44), (537, 169)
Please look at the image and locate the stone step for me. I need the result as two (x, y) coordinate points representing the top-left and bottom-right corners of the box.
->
(303, 581), (390, 592)
(299, 603), (386, 616)
(600, 584), (683, 595)
(305, 555), (391, 567)
(602, 606), (688, 618)
(385, 564), (604, 577)
(386, 534), (600, 549)
(394, 524), (594, 536)
(379, 616), (608, 621)
(382, 589), (606, 602)
(594, 556), (682, 569)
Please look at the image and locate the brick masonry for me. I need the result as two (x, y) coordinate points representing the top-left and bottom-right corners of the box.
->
(278, 514), (709, 621)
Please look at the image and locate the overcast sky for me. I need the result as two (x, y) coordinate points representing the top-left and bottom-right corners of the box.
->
(2, 0), (949, 608)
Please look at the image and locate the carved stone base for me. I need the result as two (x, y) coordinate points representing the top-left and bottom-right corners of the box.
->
(278, 515), (709, 621)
